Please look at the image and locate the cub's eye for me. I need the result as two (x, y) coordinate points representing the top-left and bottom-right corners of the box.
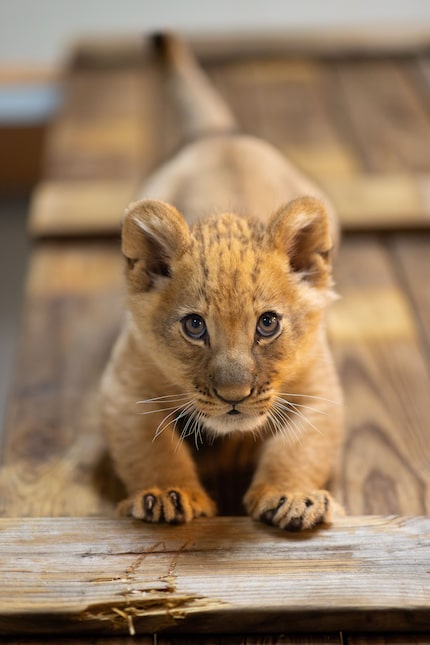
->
(256, 312), (280, 338)
(182, 314), (207, 340)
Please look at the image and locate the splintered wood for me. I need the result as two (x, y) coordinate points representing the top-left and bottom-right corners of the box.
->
(0, 516), (429, 636)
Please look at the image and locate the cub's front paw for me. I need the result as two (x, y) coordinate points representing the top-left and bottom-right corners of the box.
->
(118, 487), (216, 524)
(244, 486), (338, 531)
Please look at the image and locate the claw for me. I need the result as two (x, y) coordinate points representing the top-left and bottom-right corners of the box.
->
(284, 516), (303, 531)
(144, 494), (156, 512)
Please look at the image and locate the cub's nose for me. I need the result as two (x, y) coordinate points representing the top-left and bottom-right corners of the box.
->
(213, 386), (253, 405)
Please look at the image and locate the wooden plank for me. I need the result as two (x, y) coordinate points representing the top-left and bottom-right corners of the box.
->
(191, 28), (430, 60)
(29, 179), (139, 237)
(0, 516), (429, 636)
(328, 237), (430, 515)
(335, 60), (430, 173)
(415, 56), (430, 105)
(391, 235), (430, 354)
(2, 634), (343, 644)
(0, 243), (124, 517)
(25, 50), (430, 235)
(209, 58), (360, 180)
(44, 66), (161, 181)
(320, 173), (430, 230)
(161, 637), (342, 644)
(27, 173), (430, 238)
(196, 638), (341, 645)
(71, 29), (430, 68)
(349, 637), (430, 644)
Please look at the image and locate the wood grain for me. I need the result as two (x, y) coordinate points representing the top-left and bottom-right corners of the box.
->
(0, 243), (125, 517)
(0, 516), (429, 636)
(334, 61), (430, 173)
(0, 634), (343, 644)
(44, 66), (161, 182)
(391, 235), (430, 355)
(27, 53), (430, 237)
(28, 172), (430, 238)
(319, 173), (430, 230)
(29, 179), (139, 237)
(329, 237), (430, 515)
(349, 637), (430, 645)
(209, 57), (359, 181)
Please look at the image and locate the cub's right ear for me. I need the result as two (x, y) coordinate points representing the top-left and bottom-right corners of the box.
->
(122, 199), (190, 291)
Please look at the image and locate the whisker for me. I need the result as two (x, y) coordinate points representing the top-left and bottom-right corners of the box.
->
(278, 399), (329, 417)
(153, 410), (178, 441)
(193, 411), (205, 448)
(268, 407), (298, 444)
(271, 399), (309, 445)
(176, 407), (203, 452)
(153, 400), (196, 442)
(265, 410), (280, 439)
(139, 404), (190, 416)
(288, 407), (320, 437)
(277, 392), (340, 406)
(275, 398), (323, 436)
(270, 404), (291, 436)
(137, 392), (194, 405)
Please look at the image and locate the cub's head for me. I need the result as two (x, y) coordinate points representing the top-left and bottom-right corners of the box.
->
(122, 197), (335, 436)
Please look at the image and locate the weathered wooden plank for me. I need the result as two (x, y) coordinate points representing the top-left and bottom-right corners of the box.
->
(335, 60), (430, 173)
(156, 637), (342, 644)
(391, 235), (430, 355)
(28, 179), (139, 237)
(0, 516), (429, 636)
(1, 634), (343, 644)
(28, 52), (430, 238)
(349, 636), (430, 644)
(319, 173), (430, 230)
(412, 55), (430, 107)
(0, 243), (125, 517)
(27, 173), (430, 237)
(209, 57), (359, 181)
(71, 29), (430, 67)
(44, 66), (161, 181)
(191, 28), (430, 59)
(328, 237), (430, 515)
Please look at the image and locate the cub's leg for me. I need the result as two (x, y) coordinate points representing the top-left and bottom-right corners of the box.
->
(104, 400), (216, 524)
(244, 409), (343, 531)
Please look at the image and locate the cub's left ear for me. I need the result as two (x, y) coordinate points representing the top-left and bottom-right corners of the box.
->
(267, 196), (334, 288)
(122, 199), (190, 292)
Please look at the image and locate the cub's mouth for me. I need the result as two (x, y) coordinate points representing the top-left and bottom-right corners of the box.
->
(198, 403), (270, 436)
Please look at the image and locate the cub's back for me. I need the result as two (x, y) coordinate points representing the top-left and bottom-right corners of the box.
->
(139, 134), (336, 236)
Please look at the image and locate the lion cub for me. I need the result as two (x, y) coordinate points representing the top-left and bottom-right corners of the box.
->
(101, 34), (343, 531)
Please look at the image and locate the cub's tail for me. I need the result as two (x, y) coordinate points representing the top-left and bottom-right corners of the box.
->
(151, 33), (238, 141)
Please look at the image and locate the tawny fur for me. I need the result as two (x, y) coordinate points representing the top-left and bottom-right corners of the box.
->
(101, 34), (343, 531)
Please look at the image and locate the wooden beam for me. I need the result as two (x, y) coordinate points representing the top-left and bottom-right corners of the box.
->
(28, 173), (430, 238)
(1, 516), (430, 636)
(69, 28), (430, 69)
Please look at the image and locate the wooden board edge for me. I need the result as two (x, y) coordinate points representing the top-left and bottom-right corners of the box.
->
(69, 27), (430, 70)
(0, 515), (429, 636)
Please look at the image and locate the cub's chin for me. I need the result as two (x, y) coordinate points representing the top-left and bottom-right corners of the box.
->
(202, 411), (269, 436)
